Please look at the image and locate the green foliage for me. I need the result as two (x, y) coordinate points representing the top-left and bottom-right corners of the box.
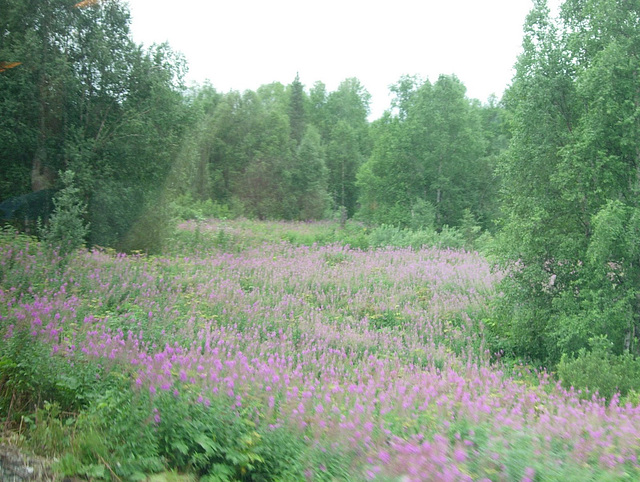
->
(557, 336), (640, 402)
(119, 193), (175, 254)
(180, 77), (371, 222)
(325, 120), (366, 217)
(358, 75), (495, 231)
(65, 385), (163, 480)
(367, 224), (466, 250)
(21, 378), (164, 481)
(367, 309), (407, 331)
(87, 179), (143, 248)
(169, 193), (232, 221)
(496, 0), (640, 364)
(408, 198), (436, 231)
(0, 330), (99, 422)
(458, 208), (482, 247)
(318, 79), (371, 216)
(153, 390), (317, 481)
(0, 226), (48, 293)
(366, 224), (409, 248)
(167, 218), (482, 255)
(40, 170), (89, 256)
(22, 401), (74, 458)
(1, 0), (189, 251)
(288, 73), (307, 145)
(294, 125), (331, 219)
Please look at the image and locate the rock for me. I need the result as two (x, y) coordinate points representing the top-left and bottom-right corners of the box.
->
(0, 444), (56, 481)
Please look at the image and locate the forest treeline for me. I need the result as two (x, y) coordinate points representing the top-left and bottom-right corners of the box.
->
(3, 0), (640, 378)
(0, 0), (506, 249)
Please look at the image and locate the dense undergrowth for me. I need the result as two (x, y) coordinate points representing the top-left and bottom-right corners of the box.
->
(2, 220), (640, 481)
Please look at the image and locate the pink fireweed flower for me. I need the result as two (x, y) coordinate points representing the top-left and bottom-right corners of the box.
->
(11, 228), (640, 480)
(522, 467), (536, 482)
(453, 447), (467, 463)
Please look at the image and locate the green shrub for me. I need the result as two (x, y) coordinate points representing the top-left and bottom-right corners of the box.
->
(67, 384), (163, 480)
(368, 224), (466, 250)
(154, 390), (275, 480)
(458, 208), (482, 247)
(368, 224), (406, 247)
(151, 389), (356, 481)
(557, 335), (640, 401)
(408, 198), (436, 231)
(0, 227), (50, 294)
(0, 331), (100, 422)
(170, 194), (232, 221)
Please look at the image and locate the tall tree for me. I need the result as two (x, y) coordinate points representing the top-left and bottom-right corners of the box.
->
(0, 0), (189, 251)
(358, 75), (489, 229)
(308, 81), (328, 130)
(322, 78), (371, 215)
(357, 113), (418, 226)
(288, 73), (307, 145)
(326, 120), (366, 216)
(238, 108), (294, 219)
(0, 0), (77, 198)
(293, 125), (330, 219)
(496, 0), (640, 362)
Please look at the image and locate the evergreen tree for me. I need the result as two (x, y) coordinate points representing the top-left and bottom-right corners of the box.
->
(288, 73), (307, 145)
(41, 170), (89, 256)
(294, 125), (330, 219)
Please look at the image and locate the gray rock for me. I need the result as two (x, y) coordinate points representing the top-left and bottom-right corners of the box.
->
(0, 445), (56, 481)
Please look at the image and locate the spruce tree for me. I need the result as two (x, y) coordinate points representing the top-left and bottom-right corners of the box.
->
(288, 73), (306, 145)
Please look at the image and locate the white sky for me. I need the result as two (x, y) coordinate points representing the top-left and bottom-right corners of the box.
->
(126, 0), (562, 120)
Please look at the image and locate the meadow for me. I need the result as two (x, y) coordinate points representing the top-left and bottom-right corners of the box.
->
(1, 219), (640, 481)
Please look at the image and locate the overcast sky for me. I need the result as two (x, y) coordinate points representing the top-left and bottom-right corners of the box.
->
(126, 0), (562, 119)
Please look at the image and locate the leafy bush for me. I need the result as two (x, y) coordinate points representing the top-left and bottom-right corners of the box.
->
(408, 198), (436, 231)
(367, 224), (466, 250)
(367, 224), (406, 247)
(0, 227), (50, 294)
(154, 390), (303, 481)
(411, 225), (466, 250)
(557, 336), (640, 401)
(61, 383), (164, 481)
(0, 330), (101, 422)
(170, 193), (232, 221)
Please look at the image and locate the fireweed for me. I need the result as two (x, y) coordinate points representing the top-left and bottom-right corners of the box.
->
(2, 226), (640, 481)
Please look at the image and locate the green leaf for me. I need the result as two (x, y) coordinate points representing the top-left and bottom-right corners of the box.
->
(82, 464), (106, 479)
(172, 440), (189, 455)
(195, 433), (218, 455)
(201, 463), (235, 482)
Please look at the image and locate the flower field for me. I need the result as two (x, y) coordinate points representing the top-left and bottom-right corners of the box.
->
(1, 221), (640, 481)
